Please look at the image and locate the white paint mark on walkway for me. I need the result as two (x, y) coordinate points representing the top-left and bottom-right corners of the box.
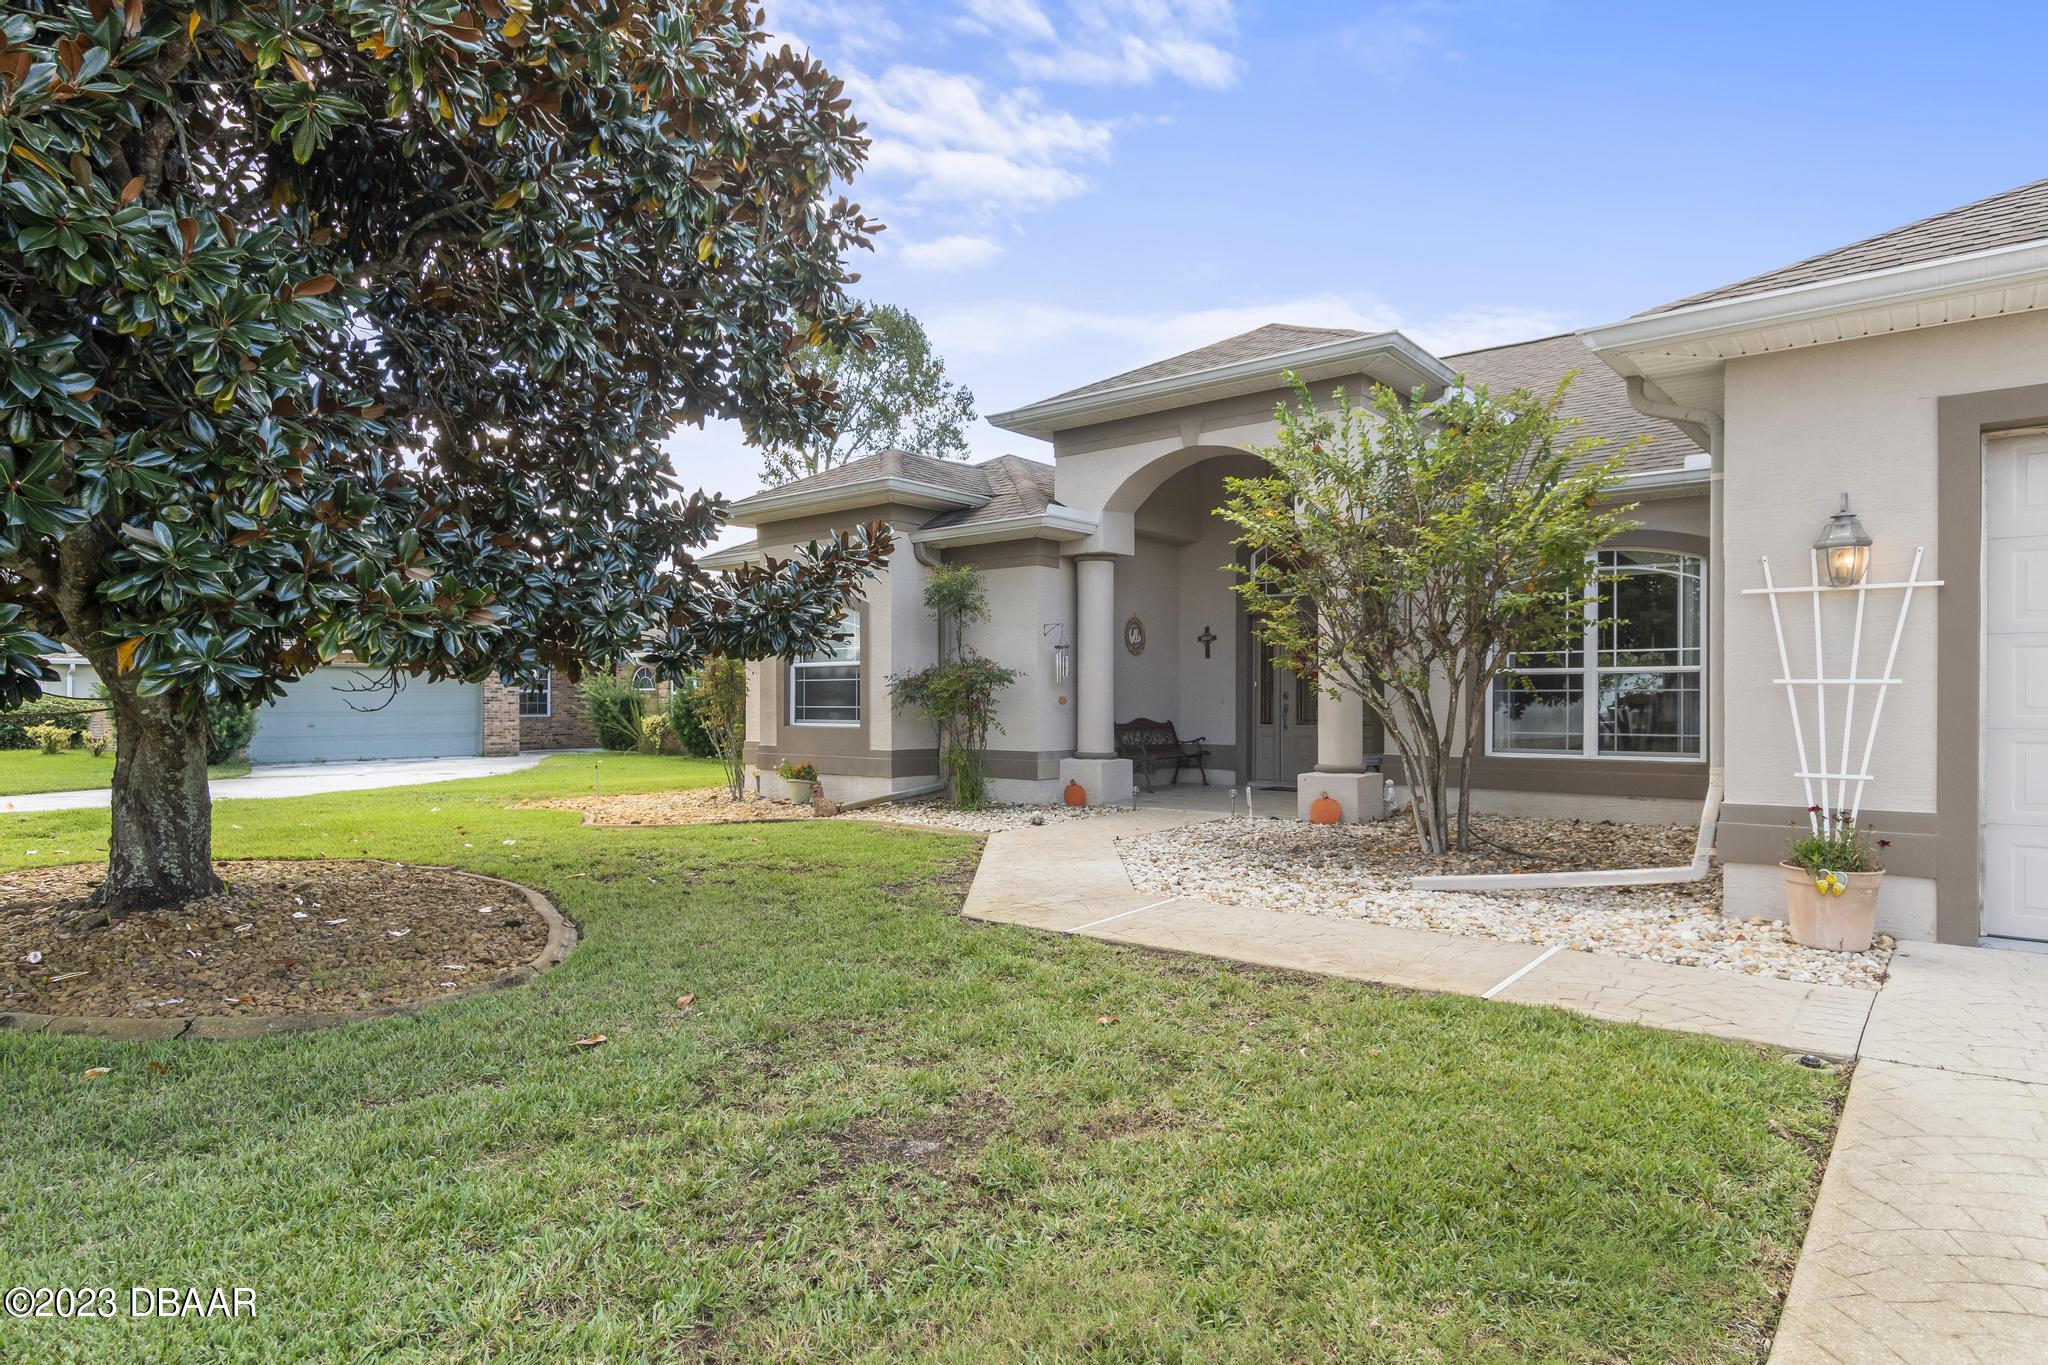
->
(1069, 898), (1178, 936)
(1481, 943), (1565, 1000)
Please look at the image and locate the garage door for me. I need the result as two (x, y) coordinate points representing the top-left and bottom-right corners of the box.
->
(247, 668), (483, 765)
(1984, 432), (2048, 940)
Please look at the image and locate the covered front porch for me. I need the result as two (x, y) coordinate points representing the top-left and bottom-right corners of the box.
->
(1056, 450), (1389, 821)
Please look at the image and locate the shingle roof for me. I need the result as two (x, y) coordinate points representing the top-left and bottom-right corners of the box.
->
(1039, 324), (1368, 403)
(1443, 334), (1702, 475)
(1646, 177), (2048, 315)
(740, 447), (994, 503)
(918, 454), (1058, 531)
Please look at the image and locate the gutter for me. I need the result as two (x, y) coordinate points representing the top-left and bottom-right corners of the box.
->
(1417, 376), (1726, 895)
(727, 474), (988, 525)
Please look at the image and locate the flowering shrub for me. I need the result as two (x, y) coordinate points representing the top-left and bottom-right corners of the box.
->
(1788, 808), (1890, 875)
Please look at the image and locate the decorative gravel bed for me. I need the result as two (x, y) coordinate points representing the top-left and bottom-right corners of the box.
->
(850, 798), (1109, 833)
(1119, 816), (1893, 991)
(0, 860), (553, 1018)
(522, 788), (816, 827)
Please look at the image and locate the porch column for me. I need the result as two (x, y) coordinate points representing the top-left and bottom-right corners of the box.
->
(1075, 554), (1117, 758)
(1059, 553), (1134, 805)
(1299, 662), (1388, 824)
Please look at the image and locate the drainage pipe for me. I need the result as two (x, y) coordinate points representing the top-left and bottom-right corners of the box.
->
(1415, 377), (1726, 894)
(836, 778), (949, 813)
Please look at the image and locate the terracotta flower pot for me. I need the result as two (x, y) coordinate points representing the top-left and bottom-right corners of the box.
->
(1063, 779), (1087, 807)
(1780, 862), (1884, 952)
(1308, 793), (1342, 825)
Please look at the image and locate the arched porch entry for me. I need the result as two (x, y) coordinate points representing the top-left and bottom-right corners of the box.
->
(1061, 442), (1384, 816)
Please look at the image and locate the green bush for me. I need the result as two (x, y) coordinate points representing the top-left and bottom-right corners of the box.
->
(83, 732), (109, 757)
(0, 695), (97, 750)
(578, 672), (645, 751)
(667, 672), (717, 757)
(205, 701), (258, 765)
(23, 723), (73, 755)
(639, 713), (676, 754)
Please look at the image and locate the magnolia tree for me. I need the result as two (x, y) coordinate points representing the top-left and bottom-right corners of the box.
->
(1, 0), (891, 915)
(1220, 375), (1637, 854)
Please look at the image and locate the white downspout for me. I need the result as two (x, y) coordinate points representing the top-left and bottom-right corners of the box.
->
(1415, 377), (1726, 893)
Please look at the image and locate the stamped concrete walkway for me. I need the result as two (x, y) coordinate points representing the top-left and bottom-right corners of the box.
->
(964, 799), (1876, 1058)
(964, 797), (2048, 1362)
(1769, 942), (2048, 1364)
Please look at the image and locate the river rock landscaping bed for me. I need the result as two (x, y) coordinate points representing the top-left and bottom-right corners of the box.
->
(0, 860), (555, 1019)
(852, 798), (1108, 833)
(1119, 815), (1893, 991)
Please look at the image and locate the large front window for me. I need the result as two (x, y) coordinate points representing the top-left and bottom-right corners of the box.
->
(1490, 549), (1703, 760)
(789, 618), (861, 726)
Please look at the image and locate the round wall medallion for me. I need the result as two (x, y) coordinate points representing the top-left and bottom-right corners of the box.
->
(1123, 615), (1146, 655)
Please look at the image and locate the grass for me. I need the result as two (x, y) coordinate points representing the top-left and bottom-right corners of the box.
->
(0, 754), (1842, 1362)
(0, 747), (248, 796)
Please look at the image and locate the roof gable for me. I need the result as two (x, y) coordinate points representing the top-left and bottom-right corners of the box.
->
(1040, 324), (1367, 403)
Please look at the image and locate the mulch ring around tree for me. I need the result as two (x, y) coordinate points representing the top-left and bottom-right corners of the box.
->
(0, 860), (572, 1041)
(521, 788), (818, 828)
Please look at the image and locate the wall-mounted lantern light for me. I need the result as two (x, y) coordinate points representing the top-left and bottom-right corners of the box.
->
(1814, 493), (1873, 588)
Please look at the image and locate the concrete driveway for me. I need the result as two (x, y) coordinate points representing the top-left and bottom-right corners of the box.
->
(1, 754), (550, 812)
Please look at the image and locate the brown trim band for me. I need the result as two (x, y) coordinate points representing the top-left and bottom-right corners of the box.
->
(1937, 383), (2048, 943)
(1718, 804), (1938, 880)
(743, 744), (939, 779)
(943, 540), (1066, 571)
(1382, 753), (1708, 802)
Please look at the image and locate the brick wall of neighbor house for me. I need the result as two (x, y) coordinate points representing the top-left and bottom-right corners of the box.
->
(519, 671), (600, 750)
(481, 677), (522, 756)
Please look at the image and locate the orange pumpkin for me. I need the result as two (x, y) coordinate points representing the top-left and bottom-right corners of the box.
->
(1063, 779), (1087, 807)
(1308, 793), (1342, 825)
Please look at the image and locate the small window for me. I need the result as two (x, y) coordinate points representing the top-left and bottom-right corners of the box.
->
(1490, 549), (1704, 760)
(519, 675), (552, 718)
(789, 618), (860, 726)
(630, 665), (656, 693)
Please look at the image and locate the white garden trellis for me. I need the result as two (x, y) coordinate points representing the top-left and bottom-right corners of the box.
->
(1743, 549), (1942, 835)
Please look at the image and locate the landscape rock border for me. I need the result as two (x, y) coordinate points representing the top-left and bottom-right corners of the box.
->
(0, 862), (575, 1042)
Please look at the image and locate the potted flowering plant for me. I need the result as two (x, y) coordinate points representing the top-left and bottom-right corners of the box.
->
(1782, 808), (1889, 952)
(774, 759), (818, 803)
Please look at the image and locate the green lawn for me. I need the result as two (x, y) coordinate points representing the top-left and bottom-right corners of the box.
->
(0, 747), (248, 797)
(0, 754), (1840, 1362)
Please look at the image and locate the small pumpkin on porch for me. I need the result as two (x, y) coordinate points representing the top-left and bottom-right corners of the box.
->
(1063, 779), (1087, 807)
(1308, 792), (1342, 825)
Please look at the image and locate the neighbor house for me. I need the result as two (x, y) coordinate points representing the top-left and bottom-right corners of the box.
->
(36, 652), (658, 761)
(710, 175), (2048, 950)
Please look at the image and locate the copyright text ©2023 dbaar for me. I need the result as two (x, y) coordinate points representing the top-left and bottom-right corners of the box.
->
(5, 1286), (257, 1319)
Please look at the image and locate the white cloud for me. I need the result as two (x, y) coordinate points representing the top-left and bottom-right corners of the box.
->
(768, 0), (904, 57)
(854, 66), (1114, 209)
(1406, 306), (1575, 357)
(926, 292), (1402, 359)
(1003, 0), (1241, 89)
(897, 233), (1006, 272)
(958, 0), (1058, 42)
(1344, 3), (1468, 80)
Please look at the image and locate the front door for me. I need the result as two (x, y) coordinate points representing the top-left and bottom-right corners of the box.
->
(1984, 431), (2048, 940)
(1251, 636), (1319, 787)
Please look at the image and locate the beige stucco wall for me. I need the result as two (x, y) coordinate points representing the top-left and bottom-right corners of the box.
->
(1721, 309), (2048, 815)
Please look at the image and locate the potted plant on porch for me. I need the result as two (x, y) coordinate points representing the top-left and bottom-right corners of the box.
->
(1782, 809), (1889, 952)
(775, 759), (818, 804)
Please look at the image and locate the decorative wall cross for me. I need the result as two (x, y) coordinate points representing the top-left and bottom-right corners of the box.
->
(1197, 625), (1218, 659)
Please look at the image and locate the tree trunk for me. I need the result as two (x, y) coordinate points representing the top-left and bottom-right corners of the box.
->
(96, 677), (220, 913)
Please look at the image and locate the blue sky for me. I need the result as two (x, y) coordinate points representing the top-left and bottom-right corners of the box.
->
(680, 0), (2044, 535)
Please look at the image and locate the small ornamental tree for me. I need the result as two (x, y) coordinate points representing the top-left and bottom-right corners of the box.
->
(1220, 375), (1637, 854)
(757, 303), (974, 484)
(688, 653), (746, 800)
(890, 563), (1015, 808)
(1, 0), (890, 915)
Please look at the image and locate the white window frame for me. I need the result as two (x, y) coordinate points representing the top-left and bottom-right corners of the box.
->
(1486, 549), (1706, 763)
(519, 675), (552, 718)
(630, 665), (657, 693)
(788, 617), (861, 727)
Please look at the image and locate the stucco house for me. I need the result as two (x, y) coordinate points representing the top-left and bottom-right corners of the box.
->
(708, 175), (2048, 951)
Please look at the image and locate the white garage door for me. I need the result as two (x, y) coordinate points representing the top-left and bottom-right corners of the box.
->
(1985, 432), (2048, 940)
(247, 668), (483, 766)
